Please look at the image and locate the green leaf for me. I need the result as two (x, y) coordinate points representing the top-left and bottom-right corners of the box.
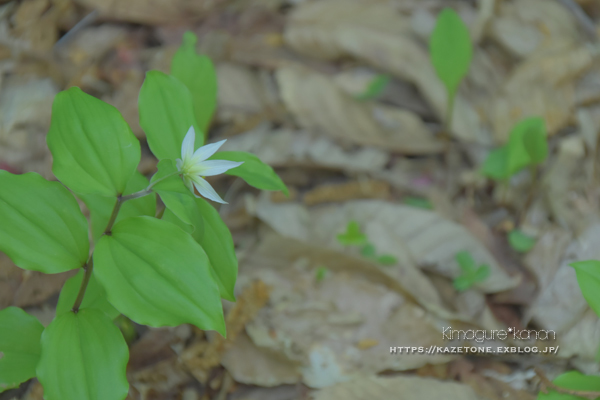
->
(455, 250), (476, 274)
(361, 243), (376, 258)
(453, 276), (472, 292)
(481, 146), (509, 181)
(377, 254), (398, 266)
(315, 267), (328, 282)
(80, 172), (156, 241)
(195, 197), (237, 301)
(473, 265), (490, 282)
(508, 230), (536, 253)
(403, 196), (434, 210)
(210, 151), (288, 195)
(152, 160), (203, 239)
(47, 87), (140, 196)
(507, 117), (547, 176)
(0, 171), (89, 273)
(93, 216), (225, 335)
(171, 31), (217, 133)
(429, 8), (473, 97)
(0, 307), (44, 393)
(570, 260), (600, 319)
(139, 70), (201, 161)
(337, 221), (367, 246)
(37, 309), (129, 400)
(56, 270), (120, 319)
(537, 371), (600, 399)
(356, 74), (390, 101)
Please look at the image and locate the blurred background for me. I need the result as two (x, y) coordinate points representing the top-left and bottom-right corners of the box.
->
(2, 0), (600, 399)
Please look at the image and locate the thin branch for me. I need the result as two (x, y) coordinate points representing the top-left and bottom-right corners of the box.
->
(535, 367), (600, 400)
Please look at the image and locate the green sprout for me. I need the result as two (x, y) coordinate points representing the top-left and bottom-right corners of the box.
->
(355, 74), (390, 101)
(315, 266), (329, 283)
(429, 8), (473, 130)
(337, 221), (397, 266)
(508, 229), (536, 253)
(453, 251), (490, 292)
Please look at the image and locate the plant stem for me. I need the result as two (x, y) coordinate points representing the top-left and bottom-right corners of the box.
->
(120, 170), (180, 201)
(535, 367), (600, 400)
(72, 258), (93, 313)
(104, 196), (123, 235)
(445, 91), (455, 134)
(519, 165), (539, 226)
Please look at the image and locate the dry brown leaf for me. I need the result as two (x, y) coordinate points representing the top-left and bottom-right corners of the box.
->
(73, 0), (223, 25)
(217, 63), (273, 121)
(254, 196), (520, 294)
(491, 41), (595, 141)
(489, 0), (580, 58)
(220, 124), (390, 173)
(284, 0), (485, 143)
(312, 375), (479, 400)
(276, 66), (443, 155)
(303, 180), (390, 206)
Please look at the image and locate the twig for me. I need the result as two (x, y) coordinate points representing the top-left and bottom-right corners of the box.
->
(556, 0), (598, 42)
(535, 367), (600, 400)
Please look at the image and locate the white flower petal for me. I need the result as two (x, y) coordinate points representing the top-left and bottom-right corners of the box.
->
(191, 176), (227, 204)
(182, 175), (195, 194)
(198, 160), (244, 176)
(181, 126), (196, 161)
(176, 158), (183, 171)
(191, 139), (227, 163)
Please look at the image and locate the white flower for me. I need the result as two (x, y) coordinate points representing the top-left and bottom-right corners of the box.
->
(176, 126), (243, 204)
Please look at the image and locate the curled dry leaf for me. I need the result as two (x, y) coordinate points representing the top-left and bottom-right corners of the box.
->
(283, 0), (485, 143)
(220, 123), (390, 173)
(276, 66), (443, 155)
(234, 233), (453, 387)
(312, 375), (479, 400)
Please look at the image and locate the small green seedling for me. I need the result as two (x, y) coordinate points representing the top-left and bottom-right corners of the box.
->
(453, 251), (490, 291)
(337, 221), (397, 266)
(508, 229), (536, 253)
(429, 8), (473, 129)
(482, 117), (548, 181)
(403, 196), (433, 210)
(355, 74), (390, 101)
(315, 266), (329, 282)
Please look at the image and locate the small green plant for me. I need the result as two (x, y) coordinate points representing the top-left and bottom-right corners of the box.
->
(429, 8), (473, 129)
(453, 251), (490, 291)
(355, 74), (390, 101)
(403, 196), (433, 210)
(481, 117), (548, 181)
(533, 260), (600, 398)
(337, 221), (398, 266)
(508, 229), (536, 253)
(315, 266), (329, 282)
(0, 32), (287, 399)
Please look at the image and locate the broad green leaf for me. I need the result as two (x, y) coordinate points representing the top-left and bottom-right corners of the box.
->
(56, 269), (120, 319)
(94, 216), (225, 335)
(356, 74), (390, 101)
(570, 260), (600, 319)
(508, 230), (536, 253)
(195, 197), (237, 301)
(507, 117), (547, 176)
(171, 31), (217, 133)
(474, 265), (490, 282)
(455, 250), (476, 273)
(429, 8), (473, 97)
(336, 221), (367, 246)
(152, 160), (203, 238)
(377, 254), (398, 266)
(47, 87), (140, 196)
(0, 171), (89, 273)
(0, 307), (44, 393)
(80, 172), (156, 241)
(209, 151), (288, 195)
(139, 70), (201, 160)
(37, 309), (129, 400)
(481, 146), (509, 180)
(537, 371), (600, 399)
